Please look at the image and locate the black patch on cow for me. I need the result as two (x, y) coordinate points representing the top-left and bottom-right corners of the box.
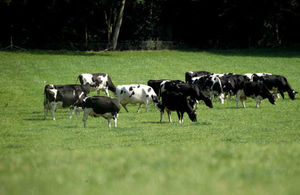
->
(129, 87), (133, 91)
(120, 90), (124, 94)
(129, 91), (135, 97)
(137, 85), (140, 88)
(146, 95), (149, 97)
(148, 87), (152, 92)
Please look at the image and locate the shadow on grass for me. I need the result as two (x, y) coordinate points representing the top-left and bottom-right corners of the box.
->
(178, 47), (300, 58)
(1, 49), (112, 57)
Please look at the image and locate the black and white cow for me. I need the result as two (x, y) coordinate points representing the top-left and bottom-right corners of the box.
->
(44, 84), (90, 120)
(116, 84), (159, 112)
(236, 81), (276, 108)
(252, 74), (297, 100)
(77, 96), (121, 128)
(244, 73), (272, 81)
(78, 73), (116, 96)
(192, 74), (224, 103)
(185, 71), (212, 83)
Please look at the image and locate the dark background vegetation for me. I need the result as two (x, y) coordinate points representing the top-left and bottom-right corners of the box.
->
(1, 0), (300, 50)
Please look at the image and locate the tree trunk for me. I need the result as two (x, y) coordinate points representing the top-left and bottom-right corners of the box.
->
(111, 0), (126, 50)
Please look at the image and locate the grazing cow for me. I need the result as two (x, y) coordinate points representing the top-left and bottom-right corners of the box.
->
(147, 79), (168, 97)
(157, 91), (197, 123)
(116, 84), (159, 112)
(192, 75), (224, 103)
(217, 73), (236, 99)
(252, 74), (297, 100)
(77, 96), (120, 128)
(160, 80), (213, 108)
(44, 84), (90, 120)
(236, 81), (276, 108)
(78, 73), (116, 96)
(185, 71), (212, 83)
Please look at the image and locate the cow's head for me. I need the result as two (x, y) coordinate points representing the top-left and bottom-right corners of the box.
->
(187, 110), (197, 122)
(288, 90), (298, 100)
(198, 91), (213, 108)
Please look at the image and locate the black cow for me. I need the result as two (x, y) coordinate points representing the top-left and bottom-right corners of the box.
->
(185, 71), (212, 83)
(160, 80), (213, 108)
(252, 74), (297, 100)
(78, 73), (116, 96)
(78, 96), (121, 128)
(44, 84), (90, 120)
(157, 91), (197, 123)
(236, 81), (276, 108)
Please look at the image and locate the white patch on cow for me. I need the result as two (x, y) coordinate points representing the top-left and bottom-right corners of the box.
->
(244, 73), (253, 80)
(49, 89), (58, 99)
(80, 74), (94, 85)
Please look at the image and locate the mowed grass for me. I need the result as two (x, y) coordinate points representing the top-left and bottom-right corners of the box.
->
(0, 49), (300, 195)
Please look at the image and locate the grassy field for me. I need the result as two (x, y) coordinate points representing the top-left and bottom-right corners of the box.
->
(0, 49), (300, 195)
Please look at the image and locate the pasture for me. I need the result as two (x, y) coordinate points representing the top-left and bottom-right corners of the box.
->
(0, 49), (300, 195)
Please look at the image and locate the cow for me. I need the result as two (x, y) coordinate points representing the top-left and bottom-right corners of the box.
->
(77, 73), (116, 96)
(77, 96), (121, 128)
(251, 74), (297, 100)
(159, 80), (213, 108)
(44, 84), (90, 120)
(236, 81), (276, 108)
(192, 74), (224, 104)
(185, 71), (212, 83)
(157, 91), (197, 123)
(158, 80), (213, 123)
(116, 84), (159, 113)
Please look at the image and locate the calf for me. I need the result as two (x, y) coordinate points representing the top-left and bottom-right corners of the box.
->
(157, 91), (197, 123)
(252, 74), (297, 100)
(44, 84), (90, 120)
(236, 81), (276, 108)
(185, 71), (212, 83)
(78, 96), (120, 128)
(116, 84), (159, 112)
(78, 73), (116, 96)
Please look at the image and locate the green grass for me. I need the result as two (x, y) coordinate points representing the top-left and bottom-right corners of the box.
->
(0, 49), (300, 195)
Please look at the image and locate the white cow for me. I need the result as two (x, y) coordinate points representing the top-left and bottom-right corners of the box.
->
(116, 84), (159, 112)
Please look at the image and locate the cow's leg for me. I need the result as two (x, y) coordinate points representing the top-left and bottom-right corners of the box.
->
(235, 94), (240, 108)
(69, 106), (76, 119)
(255, 96), (263, 108)
(82, 109), (90, 128)
(50, 103), (57, 120)
(160, 111), (164, 122)
(209, 91), (213, 100)
(122, 104), (129, 112)
(219, 93), (225, 104)
(241, 97), (246, 108)
(107, 118), (111, 128)
(113, 114), (118, 127)
(176, 111), (183, 123)
(104, 88), (110, 97)
(167, 111), (172, 123)
(137, 104), (142, 113)
(279, 91), (285, 99)
(44, 105), (49, 120)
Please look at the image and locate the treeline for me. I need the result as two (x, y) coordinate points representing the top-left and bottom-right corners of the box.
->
(0, 0), (300, 50)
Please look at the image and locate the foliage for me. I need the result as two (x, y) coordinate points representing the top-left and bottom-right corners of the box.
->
(0, 0), (299, 49)
(0, 49), (300, 194)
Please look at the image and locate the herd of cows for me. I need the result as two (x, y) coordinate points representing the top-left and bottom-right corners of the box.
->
(43, 71), (298, 127)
